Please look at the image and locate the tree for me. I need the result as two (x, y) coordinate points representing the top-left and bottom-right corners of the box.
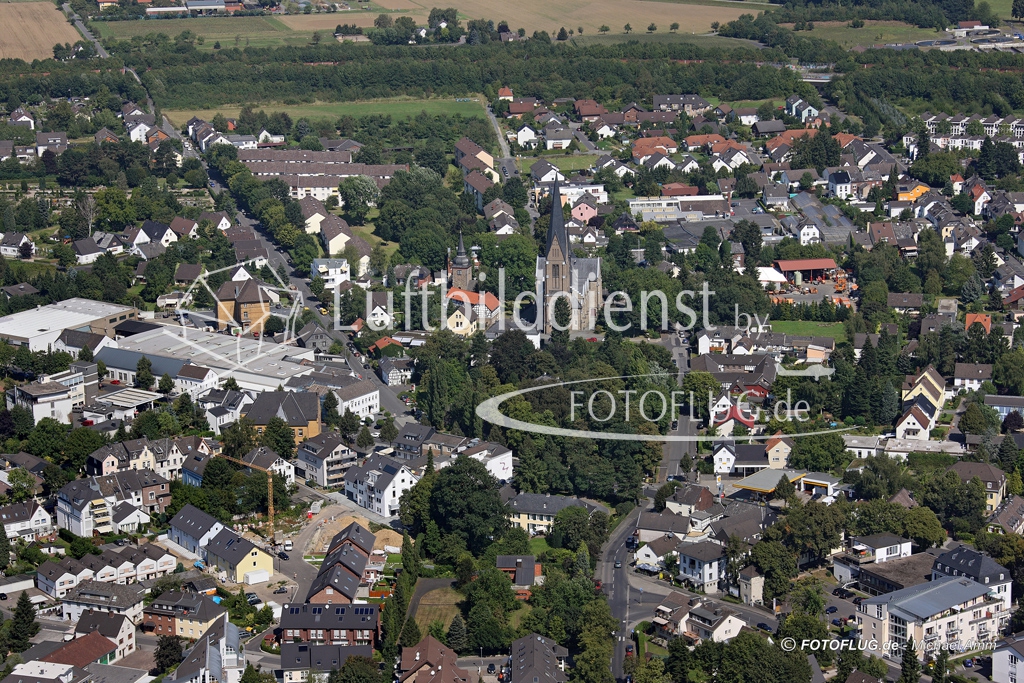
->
(624, 23), (632, 33)
(647, 23), (657, 32)
(9, 591), (39, 652)
(261, 416), (295, 459)
(680, 371), (720, 421)
(774, 474), (795, 501)
(0, 523), (9, 571)
(380, 417), (398, 443)
(1004, 410), (1024, 433)
(653, 481), (680, 512)
(356, 426), (374, 450)
(429, 456), (509, 554)
(7, 468), (35, 503)
(932, 647), (950, 683)
(599, 25), (610, 33)
(309, 277), (326, 301)
(158, 373), (174, 395)
(446, 613), (467, 653)
(898, 640), (920, 683)
(338, 175), (380, 225)
(155, 635), (184, 672)
(136, 355), (154, 390)
(670, 22), (680, 31)
(223, 417), (259, 459)
(557, 27), (568, 40)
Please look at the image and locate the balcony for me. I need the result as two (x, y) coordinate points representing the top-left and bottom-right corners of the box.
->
(836, 550), (877, 566)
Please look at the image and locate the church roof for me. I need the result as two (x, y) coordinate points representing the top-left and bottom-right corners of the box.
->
(546, 183), (570, 259)
(453, 232), (470, 268)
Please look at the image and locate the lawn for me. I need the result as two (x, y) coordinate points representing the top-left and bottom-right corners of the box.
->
(412, 587), (463, 632)
(163, 98), (486, 128)
(776, 20), (941, 48)
(528, 536), (551, 555)
(769, 320), (847, 339)
(93, 15), (321, 48)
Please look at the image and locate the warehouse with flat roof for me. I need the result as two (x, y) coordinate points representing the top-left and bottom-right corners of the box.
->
(0, 299), (138, 351)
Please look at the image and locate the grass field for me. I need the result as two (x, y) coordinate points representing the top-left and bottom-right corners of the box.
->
(777, 20), (941, 48)
(516, 154), (601, 174)
(769, 320), (847, 339)
(163, 97), (486, 127)
(0, 1), (82, 61)
(412, 587), (463, 632)
(92, 15), (330, 48)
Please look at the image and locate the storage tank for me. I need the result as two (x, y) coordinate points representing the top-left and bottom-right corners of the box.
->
(794, 271), (803, 286)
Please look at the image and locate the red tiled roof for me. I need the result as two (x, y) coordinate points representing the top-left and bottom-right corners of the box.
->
(42, 631), (116, 668)
(774, 258), (837, 272)
(965, 313), (991, 333)
(447, 288), (500, 312)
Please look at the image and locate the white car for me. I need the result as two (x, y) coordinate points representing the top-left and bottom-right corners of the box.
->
(370, 431), (380, 438)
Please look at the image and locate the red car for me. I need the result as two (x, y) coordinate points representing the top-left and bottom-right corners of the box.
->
(587, 337), (598, 342)
(110, 379), (120, 385)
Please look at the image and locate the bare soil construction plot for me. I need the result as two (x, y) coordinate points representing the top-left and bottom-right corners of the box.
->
(0, 2), (82, 61)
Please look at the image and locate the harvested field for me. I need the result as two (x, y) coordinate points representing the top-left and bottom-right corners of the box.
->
(0, 2), (82, 61)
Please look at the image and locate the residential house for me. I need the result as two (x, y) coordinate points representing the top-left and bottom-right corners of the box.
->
(143, 590), (226, 639)
(0, 500), (52, 541)
(676, 542), (726, 594)
(243, 391), (321, 445)
(833, 534), (914, 586)
(204, 528), (274, 583)
(168, 504), (225, 557)
(278, 603), (379, 647)
(61, 581), (146, 624)
(496, 556), (542, 599)
(953, 363), (993, 393)
(949, 461), (1007, 512)
(297, 433), (354, 489)
(933, 544), (1012, 615)
(507, 634), (567, 683)
(343, 455), (418, 517)
(74, 610), (135, 662)
(281, 644), (374, 683)
(241, 446), (295, 486)
(858, 576), (1005, 660)
(40, 631), (117, 668)
(508, 492), (605, 535)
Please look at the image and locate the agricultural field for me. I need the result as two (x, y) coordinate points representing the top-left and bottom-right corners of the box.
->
(769, 320), (848, 339)
(95, 0), (753, 50)
(163, 97), (487, 127)
(776, 20), (942, 48)
(0, 1), (82, 61)
(92, 15), (329, 48)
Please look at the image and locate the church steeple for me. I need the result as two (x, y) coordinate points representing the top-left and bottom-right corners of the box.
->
(454, 231), (470, 268)
(545, 182), (570, 263)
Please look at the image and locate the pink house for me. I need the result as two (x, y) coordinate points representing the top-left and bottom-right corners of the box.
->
(571, 195), (598, 224)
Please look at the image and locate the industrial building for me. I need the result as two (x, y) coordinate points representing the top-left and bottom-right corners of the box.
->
(0, 299), (138, 351)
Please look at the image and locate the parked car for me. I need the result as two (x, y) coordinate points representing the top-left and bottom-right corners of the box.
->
(831, 618), (842, 627)
(274, 587), (288, 594)
(825, 606), (838, 614)
(756, 623), (772, 633)
(278, 552), (289, 560)
(487, 665), (496, 674)
(625, 644), (634, 656)
(853, 597), (864, 606)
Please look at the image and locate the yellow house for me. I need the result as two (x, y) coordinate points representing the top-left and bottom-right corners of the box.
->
(508, 491), (605, 535)
(896, 181), (930, 202)
(901, 366), (945, 410)
(446, 307), (478, 337)
(205, 528), (274, 582)
(243, 391), (321, 445)
(765, 432), (793, 469)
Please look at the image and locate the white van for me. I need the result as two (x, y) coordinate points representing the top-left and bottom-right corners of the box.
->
(284, 540), (293, 551)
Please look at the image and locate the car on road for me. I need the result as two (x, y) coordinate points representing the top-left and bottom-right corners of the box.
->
(825, 606), (838, 614)
(614, 560), (622, 568)
(756, 623), (772, 633)
(278, 552), (289, 560)
(274, 587), (288, 594)
(852, 597), (864, 606)
(833, 587), (852, 599)
(625, 644), (634, 656)
(831, 618), (842, 627)
(487, 665), (496, 674)
(0, 594), (8, 601)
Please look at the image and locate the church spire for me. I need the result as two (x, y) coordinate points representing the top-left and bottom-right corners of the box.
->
(545, 182), (569, 261)
(454, 231), (470, 268)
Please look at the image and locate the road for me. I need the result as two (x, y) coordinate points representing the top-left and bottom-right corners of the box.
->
(62, 3), (109, 58)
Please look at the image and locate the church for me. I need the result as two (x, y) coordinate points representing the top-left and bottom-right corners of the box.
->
(535, 183), (603, 333)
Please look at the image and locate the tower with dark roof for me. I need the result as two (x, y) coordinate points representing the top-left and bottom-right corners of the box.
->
(451, 232), (472, 291)
(535, 183), (603, 333)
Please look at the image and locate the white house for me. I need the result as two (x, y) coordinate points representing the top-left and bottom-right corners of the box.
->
(334, 379), (380, 420)
(8, 380), (73, 424)
(310, 258), (351, 290)
(895, 406), (931, 441)
(296, 433), (354, 489)
(0, 501), (52, 541)
(992, 633), (1024, 683)
(676, 542), (726, 594)
(799, 223), (821, 246)
(175, 365), (219, 399)
(168, 504), (225, 558)
(127, 120), (152, 143)
(515, 126), (538, 149)
(828, 171), (852, 199)
(242, 446), (295, 487)
(953, 362), (992, 393)
(342, 455), (418, 517)
(61, 580), (145, 625)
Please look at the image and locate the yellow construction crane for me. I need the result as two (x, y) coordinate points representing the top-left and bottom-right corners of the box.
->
(215, 452), (275, 540)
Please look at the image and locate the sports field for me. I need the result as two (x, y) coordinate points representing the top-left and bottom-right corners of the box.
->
(776, 20), (940, 48)
(0, 1), (82, 61)
(163, 97), (486, 127)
